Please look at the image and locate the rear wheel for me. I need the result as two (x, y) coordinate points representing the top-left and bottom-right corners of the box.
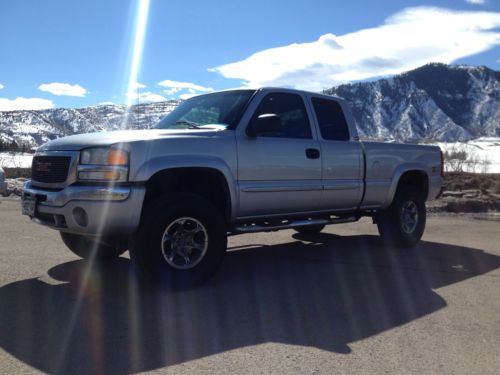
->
(130, 193), (227, 288)
(60, 232), (125, 260)
(293, 224), (325, 235)
(376, 186), (426, 248)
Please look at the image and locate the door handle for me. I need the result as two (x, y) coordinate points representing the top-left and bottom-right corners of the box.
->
(306, 148), (320, 159)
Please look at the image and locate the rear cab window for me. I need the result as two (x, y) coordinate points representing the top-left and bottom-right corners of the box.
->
(311, 97), (350, 141)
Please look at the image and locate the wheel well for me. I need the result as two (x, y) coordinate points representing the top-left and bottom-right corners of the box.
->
(142, 167), (231, 223)
(396, 170), (429, 200)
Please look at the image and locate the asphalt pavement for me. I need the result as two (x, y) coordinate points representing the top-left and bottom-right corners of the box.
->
(0, 198), (499, 374)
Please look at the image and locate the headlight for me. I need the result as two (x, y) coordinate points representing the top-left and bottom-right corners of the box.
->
(80, 147), (128, 166)
(78, 147), (129, 182)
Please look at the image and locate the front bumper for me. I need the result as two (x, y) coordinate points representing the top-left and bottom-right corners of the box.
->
(22, 180), (146, 236)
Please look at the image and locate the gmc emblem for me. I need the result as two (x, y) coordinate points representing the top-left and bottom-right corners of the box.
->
(36, 162), (52, 173)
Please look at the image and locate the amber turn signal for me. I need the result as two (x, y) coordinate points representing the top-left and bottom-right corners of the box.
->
(107, 149), (128, 165)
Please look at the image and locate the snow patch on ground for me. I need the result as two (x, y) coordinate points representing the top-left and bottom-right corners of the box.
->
(0, 138), (499, 174)
(0, 153), (34, 168)
(433, 138), (500, 173)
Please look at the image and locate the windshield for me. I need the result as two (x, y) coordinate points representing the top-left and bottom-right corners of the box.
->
(155, 90), (255, 130)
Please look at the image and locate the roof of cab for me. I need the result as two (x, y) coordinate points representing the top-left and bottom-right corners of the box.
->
(214, 86), (345, 103)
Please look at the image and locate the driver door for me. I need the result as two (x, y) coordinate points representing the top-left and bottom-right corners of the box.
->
(236, 91), (322, 218)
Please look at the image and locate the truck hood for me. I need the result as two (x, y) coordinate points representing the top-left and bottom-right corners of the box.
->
(38, 128), (227, 151)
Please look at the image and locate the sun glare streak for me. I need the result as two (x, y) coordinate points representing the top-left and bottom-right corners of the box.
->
(54, 253), (102, 373)
(55, 2), (152, 370)
(124, 0), (151, 112)
(122, 1), (152, 369)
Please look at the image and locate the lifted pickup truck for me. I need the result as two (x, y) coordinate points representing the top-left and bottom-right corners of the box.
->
(22, 88), (443, 284)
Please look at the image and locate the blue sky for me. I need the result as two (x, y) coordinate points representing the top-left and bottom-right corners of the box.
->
(0, 0), (499, 110)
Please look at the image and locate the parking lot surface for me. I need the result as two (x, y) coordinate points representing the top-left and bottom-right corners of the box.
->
(0, 198), (499, 374)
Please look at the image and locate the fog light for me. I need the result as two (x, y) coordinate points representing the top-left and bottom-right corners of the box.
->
(78, 170), (120, 181)
(73, 207), (89, 227)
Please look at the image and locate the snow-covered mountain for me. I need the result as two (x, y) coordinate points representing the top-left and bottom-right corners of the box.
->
(324, 63), (500, 142)
(0, 63), (499, 148)
(0, 100), (181, 148)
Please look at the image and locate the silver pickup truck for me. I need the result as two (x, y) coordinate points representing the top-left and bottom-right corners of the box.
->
(22, 88), (443, 285)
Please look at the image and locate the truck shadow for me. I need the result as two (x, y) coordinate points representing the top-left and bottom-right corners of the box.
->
(0, 234), (499, 374)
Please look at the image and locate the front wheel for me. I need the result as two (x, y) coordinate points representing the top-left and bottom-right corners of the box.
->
(376, 186), (426, 248)
(130, 194), (227, 287)
(60, 232), (125, 260)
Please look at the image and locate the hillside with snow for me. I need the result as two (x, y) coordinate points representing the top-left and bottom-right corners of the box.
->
(325, 63), (500, 142)
(0, 64), (499, 149)
(0, 100), (180, 149)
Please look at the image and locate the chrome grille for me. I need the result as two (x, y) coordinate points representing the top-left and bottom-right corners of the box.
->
(32, 156), (71, 183)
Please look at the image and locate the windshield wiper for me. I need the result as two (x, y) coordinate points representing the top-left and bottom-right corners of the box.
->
(173, 120), (201, 129)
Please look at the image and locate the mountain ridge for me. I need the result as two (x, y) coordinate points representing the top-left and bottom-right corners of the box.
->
(0, 101), (181, 149)
(1, 63), (499, 148)
(324, 63), (499, 141)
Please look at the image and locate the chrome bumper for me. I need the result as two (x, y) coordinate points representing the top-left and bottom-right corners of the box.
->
(22, 180), (146, 236)
(23, 180), (131, 206)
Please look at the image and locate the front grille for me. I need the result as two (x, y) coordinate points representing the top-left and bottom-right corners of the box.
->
(32, 156), (71, 183)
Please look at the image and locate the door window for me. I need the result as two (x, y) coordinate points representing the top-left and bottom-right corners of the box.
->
(250, 93), (312, 139)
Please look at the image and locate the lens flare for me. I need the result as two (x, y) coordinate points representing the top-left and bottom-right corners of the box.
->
(54, 2), (151, 371)
(126, 0), (150, 107)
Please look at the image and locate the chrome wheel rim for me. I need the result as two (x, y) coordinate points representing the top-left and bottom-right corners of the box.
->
(161, 217), (208, 270)
(400, 201), (419, 234)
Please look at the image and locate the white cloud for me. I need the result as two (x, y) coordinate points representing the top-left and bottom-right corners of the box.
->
(157, 80), (213, 100)
(0, 97), (54, 111)
(157, 79), (213, 92)
(38, 82), (88, 97)
(0, 84), (4, 90)
(465, 0), (486, 4)
(99, 101), (116, 106)
(129, 82), (146, 90)
(211, 7), (500, 91)
(162, 87), (181, 96)
(179, 93), (197, 100)
(126, 91), (166, 103)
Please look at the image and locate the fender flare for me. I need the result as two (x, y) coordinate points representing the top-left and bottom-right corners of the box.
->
(133, 155), (238, 221)
(384, 163), (430, 208)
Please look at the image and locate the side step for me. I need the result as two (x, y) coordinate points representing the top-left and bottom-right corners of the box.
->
(232, 215), (359, 234)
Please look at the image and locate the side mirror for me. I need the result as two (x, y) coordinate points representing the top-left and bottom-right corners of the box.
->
(246, 114), (282, 137)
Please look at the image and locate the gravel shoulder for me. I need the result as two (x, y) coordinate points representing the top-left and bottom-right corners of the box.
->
(428, 172), (500, 213)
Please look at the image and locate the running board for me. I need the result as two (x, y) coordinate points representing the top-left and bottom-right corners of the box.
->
(232, 216), (359, 234)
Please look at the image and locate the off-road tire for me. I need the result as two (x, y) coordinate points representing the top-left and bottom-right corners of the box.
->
(60, 232), (125, 260)
(130, 193), (227, 288)
(376, 185), (426, 248)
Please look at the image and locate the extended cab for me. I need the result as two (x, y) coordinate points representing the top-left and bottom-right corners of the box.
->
(22, 88), (443, 284)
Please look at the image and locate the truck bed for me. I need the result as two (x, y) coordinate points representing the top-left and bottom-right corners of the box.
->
(361, 142), (442, 208)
